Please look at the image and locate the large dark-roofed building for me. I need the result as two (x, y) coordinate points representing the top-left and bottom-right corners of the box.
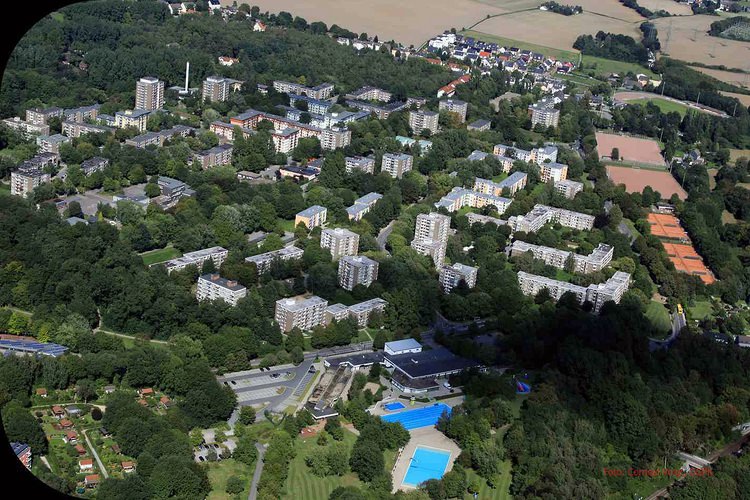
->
(0, 335), (68, 357)
(382, 343), (481, 393)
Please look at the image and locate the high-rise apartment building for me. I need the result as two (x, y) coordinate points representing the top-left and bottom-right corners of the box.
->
(320, 228), (360, 260)
(196, 274), (247, 306)
(439, 263), (478, 293)
(439, 98), (468, 123)
(411, 212), (451, 268)
(408, 110), (439, 135)
(275, 295), (328, 332)
(135, 77), (165, 111)
(381, 153), (413, 179)
(338, 255), (379, 291)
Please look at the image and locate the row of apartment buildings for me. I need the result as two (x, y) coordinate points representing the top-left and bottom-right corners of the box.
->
(517, 271), (631, 313)
(274, 295), (386, 332)
(507, 241), (614, 274)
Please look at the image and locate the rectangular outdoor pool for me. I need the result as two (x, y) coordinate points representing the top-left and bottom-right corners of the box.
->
(403, 446), (452, 487)
(380, 403), (451, 430)
(384, 401), (405, 411)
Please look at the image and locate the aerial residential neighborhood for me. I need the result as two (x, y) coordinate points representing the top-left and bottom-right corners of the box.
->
(2, 0), (750, 499)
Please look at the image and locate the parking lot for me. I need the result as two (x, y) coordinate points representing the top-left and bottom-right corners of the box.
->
(219, 359), (315, 412)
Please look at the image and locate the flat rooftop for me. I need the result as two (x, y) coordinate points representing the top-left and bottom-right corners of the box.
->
(384, 347), (479, 379)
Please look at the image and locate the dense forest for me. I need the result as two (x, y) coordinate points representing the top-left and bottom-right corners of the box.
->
(573, 31), (650, 64)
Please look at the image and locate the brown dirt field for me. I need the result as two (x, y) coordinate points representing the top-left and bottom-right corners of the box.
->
(474, 10), (642, 49)
(693, 67), (750, 89)
(637, 0), (693, 16)
(474, 0), (645, 21)
(653, 15), (750, 72)
(731, 149), (750, 163)
(607, 165), (687, 200)
(722, 210), (738, 225)
(223, 0), (506, 47)
(707, 168), (718, 190)
(596, 132), (665, 166)
(720, 91), (750, 107)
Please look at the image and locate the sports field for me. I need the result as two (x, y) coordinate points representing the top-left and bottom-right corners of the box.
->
(607, 166), (687, 200)
(140, 246), (181, 266)
(596, 132), (666, 167)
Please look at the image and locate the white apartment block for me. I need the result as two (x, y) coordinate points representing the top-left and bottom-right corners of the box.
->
(434, 187), (511, 214)
(531, 145), (558, 164)
(345, 156), (375, 174)
(26, 107), (62, 125)
(245, 245), (304, 274)
(338, 255), (379, 290)
(473, 172), (528, 197)
(162, 246), (228, 274)
(272, 81), (335, 100)
(508, 205), (594, 234)
(115, 109), (150, 132)
(345, 86), (392, 102)
(516, 271), (631, 313)
(540, 162), (568, 183)
(438, 99), (468, 123)
(346, 192), (383, 221)
(528, 99), (560, 128)
(439, 263), (478, 293)
(80, 157), (109, 176)
(2, 117), (50, 137)
(295, 205), (327, 230)
(381, 153), (413, 179)
(275, 295), (328, 332)
(62, 121), (113, 138)
(411, 212), (451, 268)
(324, 298), (387, 327)
(202, 76), (230, 102)
(408, 110), (439, 135)
(320, 228), (360, 260)
(271, 127), (299, 153)
(11, 167), (50, 198)
(135, 77), (165, 111)
(555, 179), (584, 199)
(197, 274), (247, 306)
(320, 127), (351, 150)
(36, 134), (70, 155)
(508, 241), (613, 274)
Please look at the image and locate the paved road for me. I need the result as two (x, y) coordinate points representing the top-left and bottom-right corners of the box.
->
(376, 221), (395, 253)
(82, 429), (108, 479)
(248, 443), (267, 500)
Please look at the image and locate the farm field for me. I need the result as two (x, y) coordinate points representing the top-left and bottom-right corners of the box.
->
(471, 0), (645, 21)
(471, 10), (642, 53)
(220, 0), (507, 47)
(140, 246), (181, 266)
(596, 132), (666, 167)
(693, 67), (750, 89)
(637, 0), (693, 15)
(654, 15), (750, 76)
(720, 91), (750, 107)
(606, 165), (687, 200)
(730, 149), (750, 163)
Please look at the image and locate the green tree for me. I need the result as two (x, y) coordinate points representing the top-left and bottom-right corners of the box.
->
(239, 405), (256, 425)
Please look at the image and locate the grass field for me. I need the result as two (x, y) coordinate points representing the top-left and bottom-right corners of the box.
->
(688, 300), (713, 321)
(579, 55), (657, 80)
(0, 182), (9, 196)
(205, 459), (252, 500)
(730, 149), (750, 163)
(283, 429), (363, 500)
(460, 30), (578, 61)
(140, 246), (181, 266)
(646, 301), (672, 334)
(278, 219), (297, 233)
(638, 98), (689, 117)
(464, 464), (511, 499)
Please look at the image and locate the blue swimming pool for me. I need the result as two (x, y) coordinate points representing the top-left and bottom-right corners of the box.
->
(384, 401), (405, 411)
(403, 446), (451, 486)
(380, 403), (451, 430)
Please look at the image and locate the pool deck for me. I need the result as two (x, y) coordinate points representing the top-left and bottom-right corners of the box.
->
(391, 426), (461, 493)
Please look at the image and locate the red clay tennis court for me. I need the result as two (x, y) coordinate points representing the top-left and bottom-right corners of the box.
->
(662, 242), (716, 285)
(607, 166), (687, 201)
(647, 213), (689, 240)
(596, 132), (666, 167)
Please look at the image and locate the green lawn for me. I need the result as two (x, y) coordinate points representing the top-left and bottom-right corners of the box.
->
(632, 98), (689, 117)
(278, 219), (297, 233)
(578, 55), (657, 79)
(460, 30), (578, 62)
(688, 300), (713, 321)
(554, 268), (574, 282)
(205, 458), (253, 500)
(645, 301), (672, 335)
(140, 246), (181, 266)
(283, 429), (363, 500)
(0, 182), (10, 196)
(464, 462), (512, 499)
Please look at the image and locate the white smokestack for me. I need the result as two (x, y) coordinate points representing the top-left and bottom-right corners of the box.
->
(184, 61), (190, 92)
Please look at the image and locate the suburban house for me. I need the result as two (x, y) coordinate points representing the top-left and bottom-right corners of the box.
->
(79, 458), (94, 471)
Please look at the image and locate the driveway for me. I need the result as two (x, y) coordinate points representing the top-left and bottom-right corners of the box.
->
(248, 443), (267, 500)
(377, 221), (395, 253)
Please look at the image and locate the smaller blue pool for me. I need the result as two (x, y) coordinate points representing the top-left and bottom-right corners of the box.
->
(384, 402), (405, 411)
(403, 446), (451, 486)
